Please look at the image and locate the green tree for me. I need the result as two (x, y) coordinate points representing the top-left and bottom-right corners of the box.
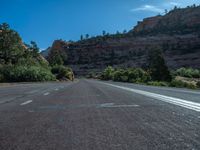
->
(26, 41), (39, 57)
(47, 48), (64, 66)
(102, 30), (106, 36)
(85, 34), (89, 39)
(147, 47), (172, 82)
(0, 23), (25, 64)
(80, 35), (84, 41)
(123, 30), (127, 34)
(116, 31), (120, 35)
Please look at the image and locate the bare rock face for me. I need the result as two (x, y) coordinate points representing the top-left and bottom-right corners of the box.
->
(42, 6), (200, 76)
(134, 16), (162, 33)
(132, 6), (200, 35)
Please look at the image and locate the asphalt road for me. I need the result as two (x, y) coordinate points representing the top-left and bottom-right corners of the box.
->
(0, 79), (200, 150)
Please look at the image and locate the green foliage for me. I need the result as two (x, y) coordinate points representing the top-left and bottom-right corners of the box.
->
(100, 66), (198, 90)
(112, 69), (128, 82)
(170, 79), (196, 89)
(175, 68), (200, 78)
(48, 49), (64, 66)
(51, 65), (74, 81)
(0, 23), (74, 83)
(25, 41), (40, 58)
(147, 47), (172, 82)
(0, 65), (56, 82)
(197, 81), (200, 88)
(101, 66), (115, 80)
(101, 67), (150, 83)
(47, 40), (68, 66)
(147, 81), (169, 87)
(0, 23), (25, 64)
(127, 68), (151, 83)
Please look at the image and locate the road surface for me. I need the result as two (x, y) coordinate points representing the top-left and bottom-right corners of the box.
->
(0, 79), (199, 150)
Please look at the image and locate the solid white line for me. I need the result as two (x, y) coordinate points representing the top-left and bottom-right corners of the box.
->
(102, 83), (200, 112)
(20, 100), (33, 106)
(44, 92), (50, 96)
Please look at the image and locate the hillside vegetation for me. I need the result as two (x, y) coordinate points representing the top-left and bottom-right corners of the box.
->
(42, 5), (200, 76)
(100, 66), (200, 89)
(0, 23), (74, 82)
(99, 48), (200, 89)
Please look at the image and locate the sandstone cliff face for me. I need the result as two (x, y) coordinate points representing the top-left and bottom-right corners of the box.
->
(43, 6), (200, 76)
(134, 16), (162, 33)
(48, 34), (200, 76)
(132, 6), (200, 34)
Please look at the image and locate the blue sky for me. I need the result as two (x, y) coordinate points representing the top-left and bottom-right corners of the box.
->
(1, 0), (200, 49)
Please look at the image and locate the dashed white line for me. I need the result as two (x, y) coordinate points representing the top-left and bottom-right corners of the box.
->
(20, 100), (33, 106)
(99, 103), (139, 108)
(44, 92), (50, 96)
(102, 83), (200, 112)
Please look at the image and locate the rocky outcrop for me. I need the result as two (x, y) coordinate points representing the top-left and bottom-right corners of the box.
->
(134, 16), (162, 33)
(42, 6), (200, 76)
(131, 6), (200, 35)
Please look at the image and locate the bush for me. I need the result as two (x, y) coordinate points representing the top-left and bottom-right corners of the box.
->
(175, 68), (200, 78)
(197, 81), (200, 88)
(112, 69), (128, 82)
(101, 66), (114, 80)
(147, 81), (169, 87)
(0, 74), (4, 82)
(127, 68), (151, 83)
(0, 65), (56, 82)
(51, 65), (74, 81)
(101, 67), (151, 83)
(170, 79), (196, 89)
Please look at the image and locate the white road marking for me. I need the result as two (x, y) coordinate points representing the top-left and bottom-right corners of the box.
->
(20, 100), (33, 106)
(54, 88), (59, 91)
(44, 92), (50, 96)
(98, 103), (139, 108)
(102, 83), (200, 112)
(27, 90), (38, 94)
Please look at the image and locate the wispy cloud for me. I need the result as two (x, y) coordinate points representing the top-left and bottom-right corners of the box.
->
(131, 5), (163, 13)
(131, 1), (199, 14)
(169, 2), (180, 6)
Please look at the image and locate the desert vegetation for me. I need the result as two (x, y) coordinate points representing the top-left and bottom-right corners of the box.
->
(0, 23), (74, 82)
(100, 66), (199, 89)
(99, 48), (199, 89)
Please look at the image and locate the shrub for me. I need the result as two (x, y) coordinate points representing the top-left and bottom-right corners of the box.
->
(0, 74), (4, 82)
(101, 67), (151, 83)
(0, 65), (56, 82)
(170, 79), (196, 89)
(175, 68), (200, 78)
(51, 65), (74, 81)
(128, 68), (151, 83)
(197, 81), (200, 88)
(101, 66), (114, 80)
(147, 81), (169, 87)
(112, 69), (128, 82)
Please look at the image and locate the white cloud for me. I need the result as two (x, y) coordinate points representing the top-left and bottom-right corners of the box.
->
(131, 5), (164, 13)
(169, 2), (180, 6)
(131, 1), (200, 15)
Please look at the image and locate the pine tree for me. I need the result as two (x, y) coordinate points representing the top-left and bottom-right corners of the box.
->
(102, 30), (106, 36)
(147, 47), (172, 81)
(80, 35), (84, 41)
